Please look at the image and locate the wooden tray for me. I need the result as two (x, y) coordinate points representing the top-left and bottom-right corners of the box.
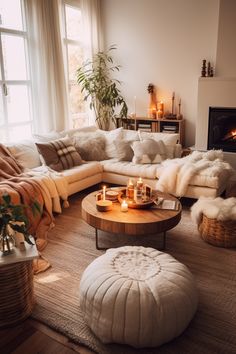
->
(118, 189), (154, 209)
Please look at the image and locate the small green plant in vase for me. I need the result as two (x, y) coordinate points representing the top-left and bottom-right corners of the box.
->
(0, 194), (40, 255)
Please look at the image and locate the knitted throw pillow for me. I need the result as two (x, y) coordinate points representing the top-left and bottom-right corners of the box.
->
(35, 137), (82, 171)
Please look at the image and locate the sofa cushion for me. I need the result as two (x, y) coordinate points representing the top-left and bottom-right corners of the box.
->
(6, 140), (41, 169)
(139, 131), (179, 145)
(62, 161), (103, 184)
(101, 159), (158, 179)
(73, 134), (108, 161)
(98, 128), (123, 158)
(122, 129), (139, 141)
(114, 139), (135, 161)
(35, 137), (82, 172)
(139, 131), (179, 159)
(131, 139), (165, 164)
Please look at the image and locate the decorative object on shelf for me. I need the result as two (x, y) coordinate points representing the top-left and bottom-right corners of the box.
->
(157, 101), (164, 118)
(147, 83), (157, 119)
(165, 92), (177, 119)
(77, 45), (128, 130)
(207, 61), (211, 77)
(0, 194), (38, 255)
(177, 98), (183, 120)
(201, 59), (206, 77)
(207, 61), (214, 77)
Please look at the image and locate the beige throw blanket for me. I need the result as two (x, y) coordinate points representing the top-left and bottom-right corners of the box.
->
(156, 150), (233, 197)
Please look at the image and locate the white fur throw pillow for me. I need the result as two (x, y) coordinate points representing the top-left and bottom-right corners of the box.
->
(73, 134), (108, 161)
(131, 139), (165, 164)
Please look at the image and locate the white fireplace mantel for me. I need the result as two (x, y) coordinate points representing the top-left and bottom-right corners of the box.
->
(196, 77), (236, 169)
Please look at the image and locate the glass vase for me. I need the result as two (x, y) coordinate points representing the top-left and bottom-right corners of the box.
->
(0, 233), (15, 255)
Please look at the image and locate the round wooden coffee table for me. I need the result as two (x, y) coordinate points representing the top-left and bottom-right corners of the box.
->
(82, 189), (181, 250)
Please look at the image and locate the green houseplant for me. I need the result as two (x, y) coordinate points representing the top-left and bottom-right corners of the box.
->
(0, 194), (40, 254)
(77, 45), (128, 130)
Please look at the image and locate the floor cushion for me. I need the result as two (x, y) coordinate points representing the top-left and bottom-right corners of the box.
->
(79, 246), (198, 348)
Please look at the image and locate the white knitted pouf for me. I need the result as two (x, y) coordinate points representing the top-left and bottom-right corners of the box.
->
(79, 246), (198, 348)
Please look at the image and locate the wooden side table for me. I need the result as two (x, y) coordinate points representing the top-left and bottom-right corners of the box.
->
(0, 243), (38, 328)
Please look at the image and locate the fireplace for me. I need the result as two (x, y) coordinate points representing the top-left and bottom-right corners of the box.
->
(208, 107), (236, 153)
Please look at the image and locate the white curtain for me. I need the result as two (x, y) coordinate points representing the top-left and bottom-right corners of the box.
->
(81, 0), (103, 126)
(25, 0), (69, 134)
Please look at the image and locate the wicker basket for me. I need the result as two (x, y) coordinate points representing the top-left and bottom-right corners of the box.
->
(198, 214), (236, 248)
(0, 260), (35, 328)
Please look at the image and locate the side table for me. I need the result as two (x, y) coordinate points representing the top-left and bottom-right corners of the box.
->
(0, 242), (38, 328)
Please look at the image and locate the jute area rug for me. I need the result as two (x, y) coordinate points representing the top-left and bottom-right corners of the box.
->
(32, 189), (236, 354)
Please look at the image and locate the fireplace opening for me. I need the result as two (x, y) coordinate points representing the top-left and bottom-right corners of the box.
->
(208, 107), (236, 153)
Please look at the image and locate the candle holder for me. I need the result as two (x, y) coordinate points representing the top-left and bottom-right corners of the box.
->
(120, 200), (128, 212)
(96, 200), (113, 212)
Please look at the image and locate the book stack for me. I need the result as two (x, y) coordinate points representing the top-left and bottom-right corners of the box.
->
(161, 125), (178, 134)
(138, 123), (152, 132)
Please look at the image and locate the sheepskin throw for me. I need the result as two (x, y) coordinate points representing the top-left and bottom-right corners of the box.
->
(156, 150), (233, 197)
(191, 197), (236, 224)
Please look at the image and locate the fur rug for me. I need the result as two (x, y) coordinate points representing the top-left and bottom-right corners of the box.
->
(156, 150), (233, 197)
(191, 197), (236, 224)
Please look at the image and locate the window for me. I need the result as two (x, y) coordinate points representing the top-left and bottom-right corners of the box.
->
(0, 0), (33, 142)
(61, 0), (88, 129)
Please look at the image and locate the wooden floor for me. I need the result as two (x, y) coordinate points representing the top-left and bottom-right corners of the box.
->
(0, 318), (94, 354)
(0, 192), (195, 354)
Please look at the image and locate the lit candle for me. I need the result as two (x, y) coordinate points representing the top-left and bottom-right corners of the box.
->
(102, 186), (106, 201)
(127, 179), (134, 199)
(121, 200), (128, 212)
(137, 177), (143, 189)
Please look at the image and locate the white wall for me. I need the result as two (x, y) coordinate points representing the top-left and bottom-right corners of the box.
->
(101, 0), (220, 146)
(216, 0), (236, 76)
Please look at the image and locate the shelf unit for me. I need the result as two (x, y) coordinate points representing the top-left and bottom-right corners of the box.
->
(116, 117), (185, 146)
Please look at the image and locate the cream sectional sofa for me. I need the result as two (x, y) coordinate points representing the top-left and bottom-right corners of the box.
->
(6, 126), (233, 207)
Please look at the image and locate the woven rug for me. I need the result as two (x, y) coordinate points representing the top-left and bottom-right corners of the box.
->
(32, 191), (236, 354)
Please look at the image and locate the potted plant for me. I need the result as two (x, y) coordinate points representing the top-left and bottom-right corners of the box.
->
(0, 194), (40, 255)
(77, 45), (128, 130)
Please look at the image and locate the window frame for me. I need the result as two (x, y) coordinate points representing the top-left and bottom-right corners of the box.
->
(0, 0), (33, 142)
(61, 0), (88, 129)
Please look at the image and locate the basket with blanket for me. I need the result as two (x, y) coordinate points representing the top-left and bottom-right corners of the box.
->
(191, 197), (236, 248)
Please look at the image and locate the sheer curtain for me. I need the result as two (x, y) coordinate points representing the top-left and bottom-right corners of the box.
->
(25, 0), (69, 134)
(81, 0), (103, 126)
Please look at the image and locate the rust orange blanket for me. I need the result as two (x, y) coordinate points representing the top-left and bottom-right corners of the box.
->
(0, 144), (54, 251)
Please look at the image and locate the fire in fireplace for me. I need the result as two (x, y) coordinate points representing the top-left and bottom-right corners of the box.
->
(208, 107), (236, 153)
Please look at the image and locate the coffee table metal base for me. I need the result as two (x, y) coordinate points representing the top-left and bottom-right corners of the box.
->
(95, 228), (166, 251)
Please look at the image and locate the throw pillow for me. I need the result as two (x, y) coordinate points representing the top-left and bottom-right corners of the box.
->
(138, 131), (179, 145)
(138, 131), (179, 159)
(131, 139), (164, 164)
(35, 137), (82, 171)
(98, 127), (123, 158)
(73, 134), (108, 161)
(114, 139), (135, 161)
(6, 140), (41, 169)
